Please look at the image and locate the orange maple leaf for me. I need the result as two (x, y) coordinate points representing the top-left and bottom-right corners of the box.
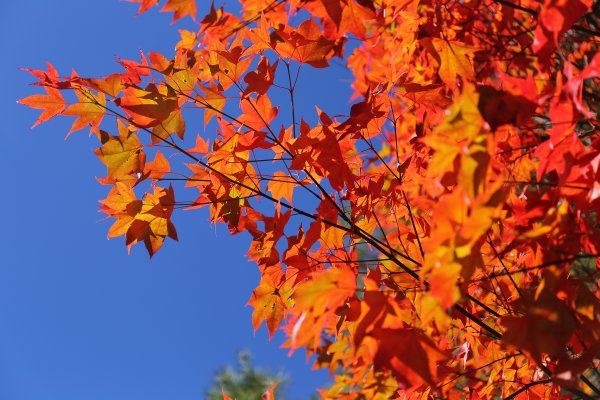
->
(62, 89), (106, 135)
(372, 328), (449, 388)
(95, 121), (145, 186)
(143, 151), (170, 181)
(267, 171), (295, 203)
(127, 0), (159, 15)
(161, 0), (197, 23)
(248, 272), (294, 339)
(100, 183), (177, 257)
(272, 19), (338, 68)
(115, 84), (177, 128)
(18, 86), (66, 128)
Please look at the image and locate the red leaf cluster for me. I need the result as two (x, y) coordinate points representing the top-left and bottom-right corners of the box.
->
(20, 0), (600, 398)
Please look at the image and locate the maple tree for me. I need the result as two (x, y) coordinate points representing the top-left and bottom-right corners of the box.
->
(19, 0), (600, 398)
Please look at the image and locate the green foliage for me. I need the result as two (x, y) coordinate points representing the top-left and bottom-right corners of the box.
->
(207, 352), (286, 400)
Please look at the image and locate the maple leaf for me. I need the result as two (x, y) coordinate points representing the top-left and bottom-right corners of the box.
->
(94, 121), (146, 186)
(174, 30), (198, 51)
(267, 171), (295, 203)
(143, 151), (170, 181)
(372, 328), (449, 388)
(21, 61), (62, 87)
(243, 57), (278, 96)
(118, 52), (151, 85)
(238, 95), (278, 131)
(62, 89), (106, 135)
(272, 19), (338, 68)
(18, 86), (66, 128)
(115, 84), (177, 128)
(430, 38), (475, 89)
(161, 0), (197, 23)
(99, 182), (139, 238)
(152, 109), (185, 143)
(307, 0), (376, 40)
(127, 0), (159, 15)
(501, 289), (578, 360)
(477, 85), (537, 131)
(187, 134), (210, 154)
(196, 84), (226, 126)
(80, 74), (123, 98)
(248, 272), (294, 339)
(200, 2), (225, 32)
(288, 268), (356, 350)
(205, 45), (253, 90)
(127, 185), (178, 256)
(100, 184), (177, 256)
(294, 268), (356, 313)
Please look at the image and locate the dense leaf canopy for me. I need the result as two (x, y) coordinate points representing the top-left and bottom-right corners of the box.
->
(20, 0), (600, 398)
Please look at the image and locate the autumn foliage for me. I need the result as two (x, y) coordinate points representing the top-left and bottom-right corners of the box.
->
(20, 0), (600, 398)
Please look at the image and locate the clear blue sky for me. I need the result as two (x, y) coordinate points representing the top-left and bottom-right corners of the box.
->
(0, 1), (353, 399)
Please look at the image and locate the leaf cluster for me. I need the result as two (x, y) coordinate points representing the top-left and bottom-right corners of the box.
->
(20, 0), (600, 398)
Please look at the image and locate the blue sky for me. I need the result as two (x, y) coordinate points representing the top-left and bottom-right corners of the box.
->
(0, 1), (356, 399)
